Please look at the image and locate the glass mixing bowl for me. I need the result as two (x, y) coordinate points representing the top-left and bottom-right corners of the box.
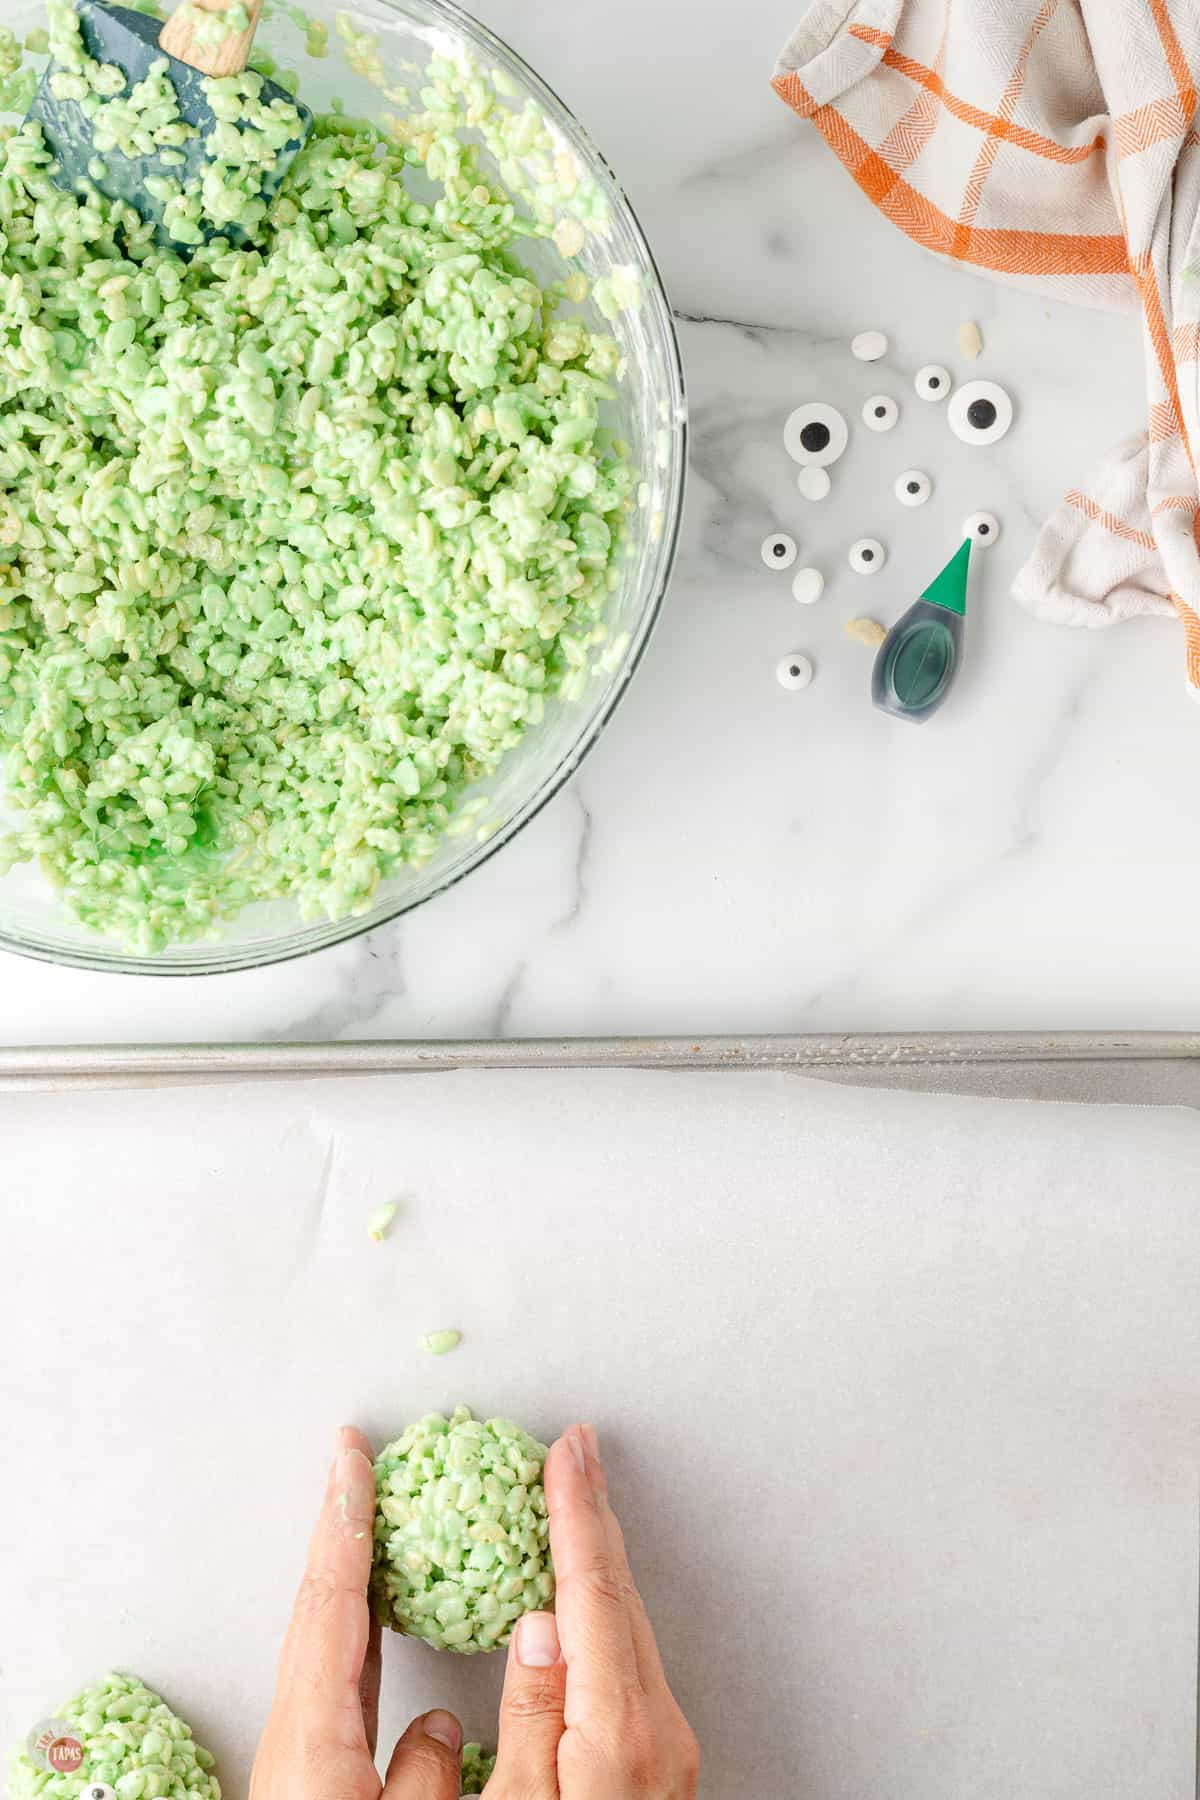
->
(0, 0), (686, 973)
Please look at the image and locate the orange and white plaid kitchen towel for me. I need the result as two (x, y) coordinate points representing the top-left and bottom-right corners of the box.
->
(773, 0), (1200, 693)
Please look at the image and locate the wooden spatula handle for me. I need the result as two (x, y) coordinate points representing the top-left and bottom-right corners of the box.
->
(158, 0), (265, 79)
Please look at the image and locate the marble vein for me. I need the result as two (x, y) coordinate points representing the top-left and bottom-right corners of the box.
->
(279, 935), (405, 1042)
(491, 788), (593, 1039)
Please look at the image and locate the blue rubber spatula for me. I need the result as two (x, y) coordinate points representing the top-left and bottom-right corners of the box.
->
(27, 0), (312, 248)
(871, 537), (972, 724)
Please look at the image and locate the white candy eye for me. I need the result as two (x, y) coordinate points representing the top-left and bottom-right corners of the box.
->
(948, 380), (1013, 446)
(895, 469), (931, 507)
(963, 510), (1000, 546)
(776, 652), (814, 690)
(83, 1788), (115, 1800)
(783, 403), (848, 468)
(848, 538), (886, 574)
(914, 364), (951, 402)
(791, 566), (824, 606)
(851, 330), (888, 362)
(761, 533), (797, 570)
(796, 466), (831, 501)
(862, 394), (898, 433)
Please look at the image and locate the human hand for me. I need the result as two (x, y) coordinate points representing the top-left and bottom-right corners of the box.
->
(251, 1426), (466, 1800)
(487, 1423), (700, 1798)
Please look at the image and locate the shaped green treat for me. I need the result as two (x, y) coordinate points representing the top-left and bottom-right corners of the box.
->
(0, 5), (636, 952)
(9, 1671), (220, 1798)
(372, 1404), (554, 1654)
(460, 1741), (496, 1793)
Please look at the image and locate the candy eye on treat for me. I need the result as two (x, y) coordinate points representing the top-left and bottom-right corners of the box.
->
(851, 330), (889, 362)
(895, 470), (932, 507)
(761, 533), (798, 570)
(783, 402), (849, 468)
(791, 566), (825, 606)
(849, 538), (886, 574)
(949, 380), (1014, 446)
(862, 394), (899, 432)
(915, 364), (951, 402)
(10, 1676), (220, 1800)
(797, 466), (833, 501)
(963, 511), (1001, 546)
(776, 652), (815, 690)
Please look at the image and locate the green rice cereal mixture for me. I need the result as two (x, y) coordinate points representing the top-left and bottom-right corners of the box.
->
(0, 4), (637, 951)
(8, 1672), (220, 1798)
(460, 1741), (496, 1794)
(372, 1404), (554, 1654)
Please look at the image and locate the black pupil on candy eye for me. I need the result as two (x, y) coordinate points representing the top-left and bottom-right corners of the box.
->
(979, 522), (990, 534)
(790, 666), (800, 676)
(928, 375), (941, 388)
(773, 542), (785, 556)
(907, 481), (919, 493)
(800, 422), (831, 453)
(862, 549), (874, 561)
(967, 398), (997, 429)
(875, 406), (886, 418)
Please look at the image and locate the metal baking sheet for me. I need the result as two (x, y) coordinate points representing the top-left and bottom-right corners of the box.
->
(3, 1031), (1200, 1104)
(3, 1055), (1199, 1798)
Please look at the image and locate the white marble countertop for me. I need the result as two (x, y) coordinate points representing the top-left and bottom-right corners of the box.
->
(3, 0), (1195, 1045)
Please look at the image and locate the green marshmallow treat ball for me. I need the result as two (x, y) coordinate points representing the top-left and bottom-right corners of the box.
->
(9, 1672), (220, 1799)
(372, 1405), (554, 1653)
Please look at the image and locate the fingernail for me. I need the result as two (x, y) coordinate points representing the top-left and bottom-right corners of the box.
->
(516, 1610), (561, 1668)
(580, 1422), (599, 1462)
(568, 1430), (587, 1475)
(423, 1710), (462, 1754)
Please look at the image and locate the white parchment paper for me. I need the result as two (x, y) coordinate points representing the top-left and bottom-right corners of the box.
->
(2, 1071), (1198, 1798)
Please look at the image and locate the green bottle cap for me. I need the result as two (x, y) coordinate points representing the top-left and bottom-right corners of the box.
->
(920, 537), (972, 616)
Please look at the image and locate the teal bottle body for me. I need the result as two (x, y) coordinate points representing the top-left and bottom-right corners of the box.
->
(871, 599), (964, 722)
(871, 537), (972, 724)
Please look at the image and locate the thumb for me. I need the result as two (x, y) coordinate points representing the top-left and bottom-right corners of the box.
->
(491, 1612), (566, 1797)
(383, 1711), (463, 1798)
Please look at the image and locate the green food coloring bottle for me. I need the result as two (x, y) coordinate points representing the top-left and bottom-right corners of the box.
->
(872, 538), (972, 724)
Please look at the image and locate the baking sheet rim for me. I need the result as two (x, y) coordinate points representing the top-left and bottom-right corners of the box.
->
(4, 1032), (1200, 1103)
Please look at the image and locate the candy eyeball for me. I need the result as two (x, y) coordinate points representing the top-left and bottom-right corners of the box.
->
(948, 379), (1013, 446)
(963, 510), (1001, 546)
(783, 402), (848, 468)
(761, 532), (797, 570)
(851, 330), (888, 362)
(895, 469), (931, 507)
(797, 466), (832, 501)
(862, 394), (899, 433)
(849, 538), (886, 574)
(914, 364), (951, 402)
(791, 566), (825, 606)
(82, 1788), (115, 1800)
(776, 652), (814, 690)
